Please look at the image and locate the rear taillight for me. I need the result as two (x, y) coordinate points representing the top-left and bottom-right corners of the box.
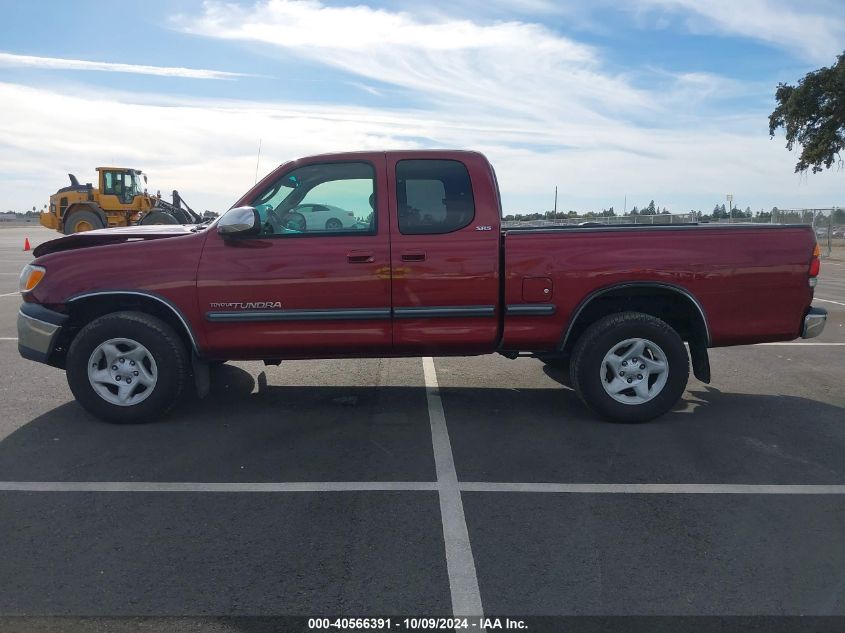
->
(808, 242), (821, 286)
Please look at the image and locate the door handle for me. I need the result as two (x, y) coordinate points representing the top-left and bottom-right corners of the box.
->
(401, 251), (426, 262)
(347, 251), (375, 264)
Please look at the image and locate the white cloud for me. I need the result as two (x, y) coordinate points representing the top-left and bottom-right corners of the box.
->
(1, 1), (841, 215)
(0, 80), (841, 217)
(630, 0), (845, 63)
(178, 0), (657, 123)
(0, 52), (248, 80)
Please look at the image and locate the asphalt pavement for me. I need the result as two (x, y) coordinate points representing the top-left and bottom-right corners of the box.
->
(1, 224), (844, 632)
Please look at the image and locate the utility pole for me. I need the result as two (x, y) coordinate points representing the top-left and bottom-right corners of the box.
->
(554, 186), (558, 222)
(726, 193), (733, 223)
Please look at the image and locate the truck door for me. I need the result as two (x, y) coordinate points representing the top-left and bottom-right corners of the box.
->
(196, 155), (392, 358)
(388, 154), (501, 353)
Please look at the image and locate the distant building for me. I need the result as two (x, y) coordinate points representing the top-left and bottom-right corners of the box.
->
(0, 212), (17, 222)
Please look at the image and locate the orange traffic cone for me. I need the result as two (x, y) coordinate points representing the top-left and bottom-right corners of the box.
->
(23, 238), (30, 252)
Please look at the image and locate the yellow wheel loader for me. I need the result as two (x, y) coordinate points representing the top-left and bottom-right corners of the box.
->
(41, 168), (200, 234)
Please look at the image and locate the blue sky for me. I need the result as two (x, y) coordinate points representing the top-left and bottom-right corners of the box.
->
(0, 0), (843, 214)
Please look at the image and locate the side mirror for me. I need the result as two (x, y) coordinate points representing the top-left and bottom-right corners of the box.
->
(218, 206), (261, 237)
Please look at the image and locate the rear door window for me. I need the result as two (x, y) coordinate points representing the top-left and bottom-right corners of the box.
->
(396, 160), (475, 234)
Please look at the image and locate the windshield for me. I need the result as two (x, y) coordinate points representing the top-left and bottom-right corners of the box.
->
(128, 172), (145, 196)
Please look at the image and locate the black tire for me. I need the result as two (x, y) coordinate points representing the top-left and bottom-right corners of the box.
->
(66, 311), (189, 423)
(63, 209), (104, 234)
(139, 211), (179, 225)
(325, 218), (343, 230)
(569, 312), (689, 423)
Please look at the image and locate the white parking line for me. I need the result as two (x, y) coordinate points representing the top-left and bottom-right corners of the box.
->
(423, 356), (485, 621)
(459, 483), (845, 494)
(758, 343), (845, 346)
(0, 481), (438, 492)
(817, 297), (845, 307)
(0, 291), (19, 298)
(4, 481), (845, 495)
(0, 338), (17, 341)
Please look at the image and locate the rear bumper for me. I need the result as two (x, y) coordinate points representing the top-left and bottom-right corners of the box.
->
(801, 306), (827, 339)
(17, 303), (68, 364)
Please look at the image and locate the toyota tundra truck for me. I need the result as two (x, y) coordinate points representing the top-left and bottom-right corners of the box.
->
(17, 150), (827, 423)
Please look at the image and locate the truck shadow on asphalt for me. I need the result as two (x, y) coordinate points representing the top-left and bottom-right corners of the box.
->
(0, 363), (843, 483)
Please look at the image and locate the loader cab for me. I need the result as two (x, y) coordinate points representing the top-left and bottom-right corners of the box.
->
(97, 168), (146, 206)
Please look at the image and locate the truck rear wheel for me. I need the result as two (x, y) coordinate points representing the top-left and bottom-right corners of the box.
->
(569, 312), (689, 423)
(66, 311), (189, 423)
(63, 210), (104, 234)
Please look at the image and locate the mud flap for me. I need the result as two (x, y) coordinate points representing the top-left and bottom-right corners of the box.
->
(192, 353), (210, 398)
(688, 334), (711, 384)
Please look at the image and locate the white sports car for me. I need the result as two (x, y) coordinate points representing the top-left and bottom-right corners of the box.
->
(288, 203), (359, 231)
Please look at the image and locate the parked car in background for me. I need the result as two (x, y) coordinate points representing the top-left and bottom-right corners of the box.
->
(289, 203), (360, 231)
(253, 202), (362, 232)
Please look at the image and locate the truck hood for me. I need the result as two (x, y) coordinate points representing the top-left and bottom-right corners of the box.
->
(33, 224), (201, 257)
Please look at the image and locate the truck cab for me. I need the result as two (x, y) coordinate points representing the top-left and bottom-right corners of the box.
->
(199, 151), (501, 359)
(96, 167), (147, 207)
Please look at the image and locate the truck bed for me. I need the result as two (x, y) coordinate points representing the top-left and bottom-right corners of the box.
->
(501, 223), (816, 350)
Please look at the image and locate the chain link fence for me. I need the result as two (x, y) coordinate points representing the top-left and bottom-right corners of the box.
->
(502, 207), (843, 258)
(502, 213), (696, 228)
(706, 208), (842, 258)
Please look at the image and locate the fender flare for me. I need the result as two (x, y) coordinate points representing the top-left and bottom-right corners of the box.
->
(63, 203), (107, 229)
(559, 281), (711, 350)
(66, 290), (202, 354)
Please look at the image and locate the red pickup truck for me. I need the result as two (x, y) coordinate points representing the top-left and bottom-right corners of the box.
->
(18, 150), (826, 424)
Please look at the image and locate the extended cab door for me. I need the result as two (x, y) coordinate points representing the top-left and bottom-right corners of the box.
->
(387, 152), (501, 353)
(196, 155), (392, 359)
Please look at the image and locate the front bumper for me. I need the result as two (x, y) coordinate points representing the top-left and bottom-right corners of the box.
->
(801, 306), (827, 339)
(17, 303), (68, 364)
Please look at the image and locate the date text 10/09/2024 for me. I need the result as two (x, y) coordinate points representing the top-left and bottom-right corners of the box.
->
(307, 617), (528, 630)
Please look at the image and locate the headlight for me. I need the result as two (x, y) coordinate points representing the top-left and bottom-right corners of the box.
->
(19, 264), (46, 293)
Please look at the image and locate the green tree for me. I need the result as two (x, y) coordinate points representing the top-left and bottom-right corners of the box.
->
(769, 50), (845, 173)
(645, 200), (656, 215)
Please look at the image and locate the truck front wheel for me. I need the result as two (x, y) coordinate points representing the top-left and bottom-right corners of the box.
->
(569, 312), (689, 423)
(66, 311), (189, 423)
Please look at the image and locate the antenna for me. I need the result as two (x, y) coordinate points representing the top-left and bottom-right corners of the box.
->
(254, 138), (262, 184)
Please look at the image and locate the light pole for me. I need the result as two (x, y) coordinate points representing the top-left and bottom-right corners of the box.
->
(726, 194), (733, 223)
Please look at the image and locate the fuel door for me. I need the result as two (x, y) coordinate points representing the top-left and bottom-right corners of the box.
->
(522, 277), (553, 302)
